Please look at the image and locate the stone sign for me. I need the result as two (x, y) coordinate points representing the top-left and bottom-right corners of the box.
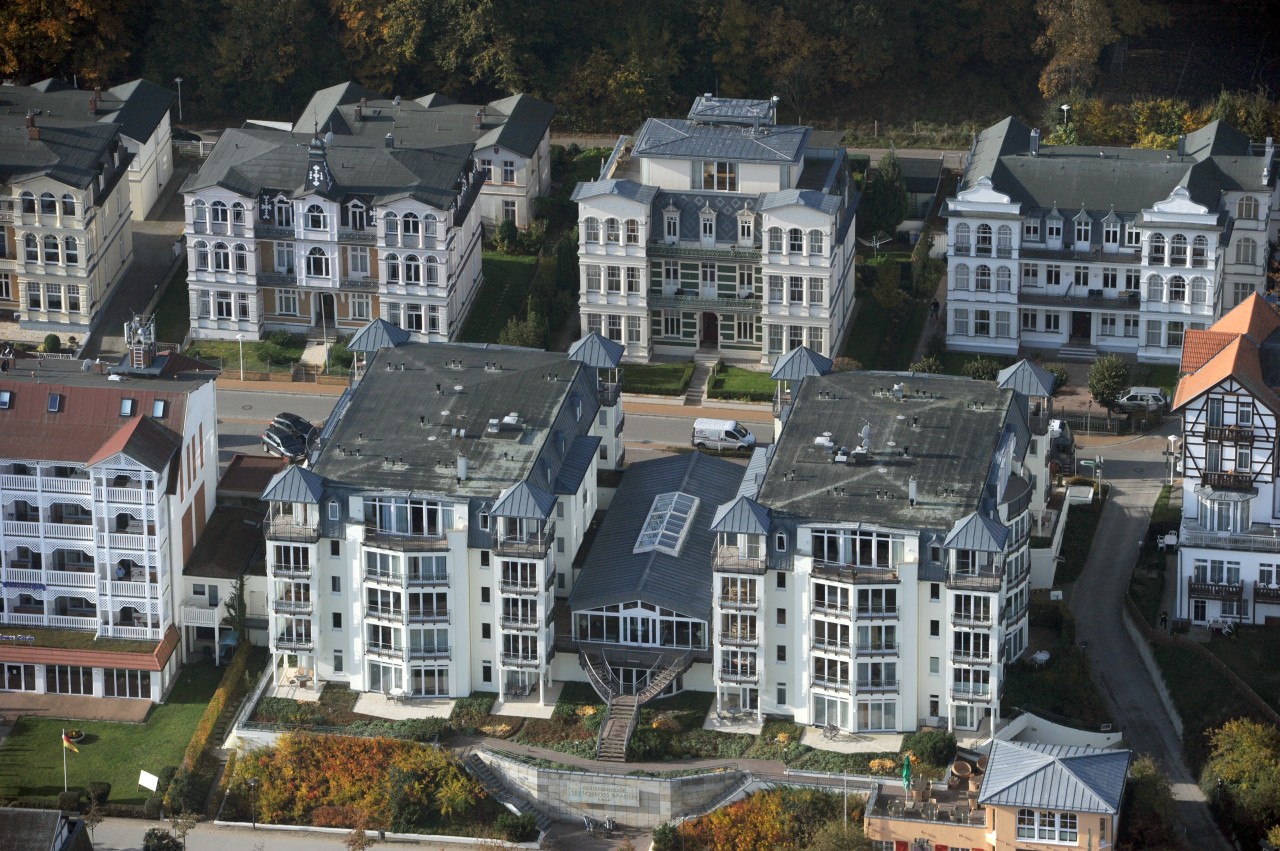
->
(564, 780), (641, 807)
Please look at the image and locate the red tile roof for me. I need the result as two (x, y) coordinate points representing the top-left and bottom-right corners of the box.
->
(1179, 331), (1236, 373)
(1174, 295), (1280, 412)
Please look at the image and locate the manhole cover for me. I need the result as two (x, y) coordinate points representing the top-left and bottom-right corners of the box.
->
(1133, 467), (1143, 473)
(241, 405), (253, 411)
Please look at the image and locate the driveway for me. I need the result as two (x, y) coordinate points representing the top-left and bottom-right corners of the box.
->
(1068, 451), (1228, 849)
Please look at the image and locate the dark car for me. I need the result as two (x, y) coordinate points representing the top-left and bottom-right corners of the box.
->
(262, 425), (307, 461)
(272, 412), (318, 442)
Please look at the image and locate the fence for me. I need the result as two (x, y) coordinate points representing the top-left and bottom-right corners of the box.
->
(173, 140), (217, 159)
(1057, 409), (1168, 436)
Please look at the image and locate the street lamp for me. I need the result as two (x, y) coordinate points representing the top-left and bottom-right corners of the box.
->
(235, 333), (245, 382)
(247, 777), (258, 830)
(1167, 435), (1179, 485)
(1060, 103), (1070, 126)
(173, 78), (183, 123)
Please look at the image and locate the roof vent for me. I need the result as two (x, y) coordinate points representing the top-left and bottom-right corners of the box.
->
(385, 133), (394, 149)
(393, 95), (401, 107)
(1030, 128), (1040, 156)
(354, 104), (363, 121)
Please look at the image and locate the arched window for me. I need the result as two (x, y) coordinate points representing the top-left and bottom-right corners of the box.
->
(213, 242), (230, 272)
(60, 194), (75, 217)
(954, 223), (971, 253)
(305, 247), (329, 277)
(1192, 235), (1209, 267)
(23, 233), (37, 262)
(1170, 234), (1187, 266)
(1236, 237), (1258, 265)
(194, 240), (209, 271)
(1167, 275), (1186, 302)
(191, 200), (208, 232)
(976, 224), (993, 255)
(273, 196), (292, 227)
(305, 204), (326, 231)
(1190, 276), (1208, 304)
(63, 237), (78, 266)
(424, 255), (439, 284)
(1237, 195), (1259, 220)
(39, 193), (56, 215)
(233, 243), (248, 272)
(231, 202), (246, 229)
(1148, 233), (1166, 264)
(625, 219), (640, 244)
(346, 201), (366, 231)
(788, 228), (804, 252)
(384, 212), (399, 245)
(996, 225), (1012, 256)
(954, 264), (970, 290)
(404, 254), (422, 284)
(1146, 274), (1164, 302)
(768, 227), (783, 253)
(19, 191), (35, 214)
(605, 218), (620, 243)
(808, 229), (824, 255)
(996, 267), (1012, 292)
(384, 253), (400, 283)
(584, 217), (600, 243)
(42, 235), (58, 263)
(211, 201), (229, 233)
(401, 212), (420, 246)
(422, 215), (437, 237)
(975, 265), (992, 291)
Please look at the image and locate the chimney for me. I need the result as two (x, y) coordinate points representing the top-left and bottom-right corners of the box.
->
(474, 108), (484, 130)
(384, 133), (393, 149)
(354, 104), (362, 121)
(88, 95), (98, 116)
(908, 476), (918, 506)
(457, 454), (468, 481)
(26, 112), (38, 141)
(1029, 127), (1040, 156)
(1177, 135), (1185, 157)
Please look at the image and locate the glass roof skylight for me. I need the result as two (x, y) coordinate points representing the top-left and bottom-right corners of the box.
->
(634, 491), (700, 557)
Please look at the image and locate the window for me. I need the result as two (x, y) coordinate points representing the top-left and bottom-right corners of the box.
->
(66, 286), (81, 313)
(789, 228), (804, 253)
(1017, 809), (1078, 843)
(995, 311), (1011, 338)
(120, 398), (135, 416)
(1146, 320), (1162, 347)
(1045, 264), (1061, 286)
(1167, 321), (1184, 348)
(702, 161), (737, 191)
(1190, 276), (1207, 304)
(401, 213), (421, 246)
(1236, 237), (1258, 265)
(768, 227), (783, 253)
(606, 266), (621, 293)
(45, 283), (61, 312)
(47, 393), (61, 412)
(330, 540), (341, 557)
(350, 294), (370, 321)
(777, 645), (787, 663)
(605, 218), (620, 243)
(976, 224), (992, 255)
(305, 204), (326, 230)
(1021, 264), (1038, 287)
(332, 612), (343, 630)
(1125, 269), (1141, 292)
(663, 310), (680, 336)
(1022, 310), (1037, 331)
(482, 622), (492, 639)
(502, 161), (515, 183)
(1104, 218), (1119, 246)
(808, 277), (824, 305)
(930, 619), (940, 637)
(951, 308), (969, 336)
(1023, 218), (1040, 241)
(274, 241), (295, 274)
(1102, 268), (1117, 289)
(1074, 216), (1091, 245)
(234, 243), (248, 272)
(700, 213), (715, 241)
(216, 291), (233, 319)
(625, 219), (639, 244)
(585, 266), (600, 292)
(63, 237), (78, 266)
(1126, 225), (1141, 248)
(405, 254), (421, 284)
(607, 315), (622, 341)
(1192, 235), (1209, 267)
(23, 234), (37, 263)
(974, 309), (991, 336)
(736, 316), (754, 343)
(274, 196), (293, 227)
(1046, 216), (1062, 243)
(1168, 275), (1186, 302)
(1170, 234), (1188, 266)
(1100, 314), (1117, 336)
(777, 608), (786, 626)
(480, 586), (490, 604)
(627, 315), (642, 344)
(789, 276), (804, 303)
(43, 235), (58, 263)
(277, 289), (298, 316)
(738, 215), (754, 244)
(213, 242), (230, 271)
(1146, 274), (1164, 302)
(973, 265), (990, 291)
(996, 267), (1011, 292)
(349, 245), (370, 277)
(1238, 195), (1259, 219)
(1149, 233), (1166, 264)
(665, 213), (679, 242)
(306, 247), (329, 277)
(809, 229), (824, 255)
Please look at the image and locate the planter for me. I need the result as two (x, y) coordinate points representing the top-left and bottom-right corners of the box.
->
(951, 759), (972, 780)
(65, 730), (86, 743)
(968, 775), (982, 792)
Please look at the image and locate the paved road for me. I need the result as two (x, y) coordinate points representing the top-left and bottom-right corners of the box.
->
(1068, 447), (1229, 849)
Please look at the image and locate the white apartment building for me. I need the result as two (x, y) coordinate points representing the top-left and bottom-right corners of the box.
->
(262, 335), (624, 702)
(573, 95), (858, 363)
(0, 322), (219, 704)
(1173, 294), (1280, 627)
(945, 118), (1279, 363)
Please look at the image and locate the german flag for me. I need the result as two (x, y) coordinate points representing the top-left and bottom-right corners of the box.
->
(61, 730), (79, 753)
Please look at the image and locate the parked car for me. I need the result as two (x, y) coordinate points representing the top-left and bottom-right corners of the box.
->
(1115, 387), (1169, 413)
(691, 418), (756, 452)
(262, 424), (307, 461)
(272, 412), (318, 442)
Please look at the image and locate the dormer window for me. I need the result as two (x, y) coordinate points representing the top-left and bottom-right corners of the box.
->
(702, 161), (737, 192)
(738, 213), (754, 246)
(1103, 216), (1120, 247)
(664, 209), (679, 245)
(1023, 218), (1040, 241)
(1073, 213), (1091, 246)
(1046, 215), (1062, 244)
(700, 209), (716, 247)
(274, 196), (293, 228)
(347, 201), (367, 231)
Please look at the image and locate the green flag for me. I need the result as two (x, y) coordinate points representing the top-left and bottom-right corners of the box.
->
(902, 753), (912, 794)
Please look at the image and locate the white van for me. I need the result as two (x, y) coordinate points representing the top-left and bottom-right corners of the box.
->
(692, 418), (756, 452)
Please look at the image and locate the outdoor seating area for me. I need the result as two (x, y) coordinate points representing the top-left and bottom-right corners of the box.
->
(351, 690), (454, 720)
(869, 781), (988, 828)
(493, 680), (560, 718)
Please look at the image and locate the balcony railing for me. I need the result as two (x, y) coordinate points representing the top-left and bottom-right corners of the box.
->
(1180, 520), (1280, 553)
(495, 522), (555, 558)
(721, 632), (759, 647)
(812, 639), (852, 655)
(857, 643), (899, 656)
(1206, 425), (1254, 443)
(712, 542), (767, 574)
(266, 517), (319, 543)
(409, 646), (450, 660)
(946, 570), (1003, 592)
(501, 616), (540, 631)
(856, 680), (899, 693)
(1187, 579), (1243, 600)
(1203, 471), (1254, 491)
(951, 649), (994, 665)
(275, 634), (313, 651)
(812, 602), (852, 617)
(366, 605), (404, 622)
(647, 242), (761, 263)
(812, 676), (851, 690)
(407, 572), (449, 587)
(407, 609), (449, 623)
(812, 562), (899, 584)
(181, 605), (220, 627)
(272, 563), (312, 579)
(950, 686), (993, 703)
(499, 579), (541, 595)
(718, 667), (758, 683)
(649, 292), (763, 313)
(951, 611), (994, 628)
(856, 606), (899, 620)
(718, 595), (759, 610)
(366, 642), (404, 659)
(501, 652), (542, 668)
(1254, 582), (1280, 605)
(362, 525), (451, 551)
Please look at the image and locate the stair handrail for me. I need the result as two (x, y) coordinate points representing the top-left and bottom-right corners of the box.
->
(593, 701), (614, 760)
(579, 648), (620, 702)
(637, 649), (694, 704)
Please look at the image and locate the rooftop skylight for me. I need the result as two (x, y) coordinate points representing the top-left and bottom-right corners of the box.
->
(634, 491), (700, 557)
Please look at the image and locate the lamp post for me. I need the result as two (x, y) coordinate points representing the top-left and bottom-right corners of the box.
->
(173, 78), (183, 123)
(236, 333), (245, 382)
(1167, 435), (1179, 485)
(247, 777), (258, 830)
(1060, 103), (1070, 127)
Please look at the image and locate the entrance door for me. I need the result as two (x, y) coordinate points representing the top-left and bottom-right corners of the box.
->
(1071, 310), (1091, 341)
(700, 312), (719, 349)
(316, 293), (336, 327)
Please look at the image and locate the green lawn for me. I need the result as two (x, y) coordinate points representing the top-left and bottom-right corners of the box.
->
(0, 627), (160, 654)
(1054, 493), (1106, 585)
(1152, 642), (1257, 771)
(152, 260), (190, 345)
(842, 296), (929, 371)
(708, 366), (775, 402)
(1202, 629), (1280, 719)
(185, 335), (306, 373)
(458, 252), (541, 343)
(622, 361), (695, 396)
(0, 661), (223, 806)
(1133, 363), (1181, 398)
(1001, 646), (1110, 725)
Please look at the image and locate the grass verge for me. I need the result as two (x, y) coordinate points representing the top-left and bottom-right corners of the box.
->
(622, 361), (695, 396)
(708, 366), (775, 402)
(842, 296), (929, 371)
(458, 252), (540, 343)
(1152, 642), (1256, 772)
(1054, 489), (1107, 585)
(152, 260), (190, 344)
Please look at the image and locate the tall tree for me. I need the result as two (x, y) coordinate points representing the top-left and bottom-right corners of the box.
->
(331, 0), (438, 92)
(0, 0), (137, 83)
(1035, 0), (1170, 99)
(859, 151), (910, 236)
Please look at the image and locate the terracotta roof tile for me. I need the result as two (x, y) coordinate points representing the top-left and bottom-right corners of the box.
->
(1174, 294), (1280, 413)
(1180, 331), (1236, 373)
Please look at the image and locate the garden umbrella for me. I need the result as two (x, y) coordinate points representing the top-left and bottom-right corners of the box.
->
(902, 753), (912, 794)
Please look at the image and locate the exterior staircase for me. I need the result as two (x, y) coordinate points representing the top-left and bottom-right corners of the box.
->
(596, 695), (637, 762)
(580, 646), (694, 762)
(684, 353), (719, 406)
(1056, 344), (1098, 361)
(464, 753), (553, 833)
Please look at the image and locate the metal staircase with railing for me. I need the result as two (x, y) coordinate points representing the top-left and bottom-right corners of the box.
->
(580, 645), (693, 762)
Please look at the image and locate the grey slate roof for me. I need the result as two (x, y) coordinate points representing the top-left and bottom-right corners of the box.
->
(631, 117), (810, 164)
(567, 332), (624, 369)
(262, 465), (325, 504)
(756, 372), (1023, 530)
(710, 495), (770, 535)
(571, 178), (658, 205)
(759, 188), (841, 215)
(0, 121), (122, 189)
(492, 480), (557, 518)
(348, 318), (411, 353)
(962, 116), (1271, 221)
(104, 79), (177, 143)
(996, 359), (1056, 398)
(943, 511), (1009, 552)
(771, 346), (833, 381)
(0, 78), (173, 146)
(897, 155), (945, 195)
(652, 190), (757, 243)
(979, 740), (1132, 815)
(687, 96), (776, 126)
(0, 807), (91, 851)
(569, 453), (746, 622)
(553, 435), (601, 494)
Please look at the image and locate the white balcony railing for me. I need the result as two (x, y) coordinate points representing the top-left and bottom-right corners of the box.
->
(45, 523), (94, 541)
(1, 612), (46, 626)
(5, 568), (43, 584)
(181, 605), (221, 627)
(4, 520), (39, 537)
(46, 570), (96, 589)
(99, 580), (153, 598)
(105, 487), (145, 504)
(42, 478), (91, 494)
(48, 614), (97, 630)
(0, 475), (36, 491)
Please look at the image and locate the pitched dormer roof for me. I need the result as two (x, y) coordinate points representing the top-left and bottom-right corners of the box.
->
(978, 740), (1131, 815)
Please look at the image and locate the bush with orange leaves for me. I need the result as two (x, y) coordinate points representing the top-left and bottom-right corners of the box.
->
(676, 787), (865, 851)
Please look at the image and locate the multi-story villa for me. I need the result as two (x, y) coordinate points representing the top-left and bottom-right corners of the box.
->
(1174, 293), (1280, 626)
(1, 98), (138, 334)
(945, 118), (1279, 362)
(574, 95), (858, 363)
(0, 321), (218, 703)
(261, 333), (624, 701)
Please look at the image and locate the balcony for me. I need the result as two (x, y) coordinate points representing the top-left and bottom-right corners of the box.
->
(857, 643), (899, 656)
(275, 633), (313, 651)
(951, 611), (994, 628)
(712, 542), (767, 575)
(812, 639), (852, 655)
(501, 652), (542, 669)
(812, 676), (851, 690)
(812, 562), (899, 584)
(1206, 425), (1254, 444)
(721, 631), (759, 647)
(255, 225), (295, 240)
(45, 522), (95, 542)
(950, 686), (993, 703)
(337, 229), (376, 243)
(366, 605), (404, 623)
(100, 579), (152, 598)
(499, 579), (541, 596)
(945, 570), (1002, 592)
(1180, 520), (1280, 553)
(105, 486), (145, 504)
(0, 474), (36, 491)
(718, 595), (759, 610)
(856, 680), (898, 693)
(409, 646), (450, 660)
(1203, 471), (1254, 491)
(408, 572), (449, 587)
(271, 563), (312, 579)
(364, 569), (406, 586)
(1255, 582), (1280, 605)
(951, 649), (994, 665)
(181, 604), (221, 627)
(494, 522), (555, 558)
(257, 270), (298, 287)
(266, 517), (319, 543)
(367, 642), (404, 659)
(866, 783), (990, 829)
(501, 616), (540, 631)
(3, 520), (39, 537)
(1187, 579), (1243, 600)
(362, 525), (451, 551)
(41, 477), (91, 495)
(647, 241), (761, 263)
(273, 598), (313, 615)
(650, 292), (763, 313)
(856, 606), (899, 620)
(407, 609), (449, 624)
(718, 667), (758, 683)
(598, 381), (621, 408)
(812, 602), (852, 617)
(45, 570), (96, 589)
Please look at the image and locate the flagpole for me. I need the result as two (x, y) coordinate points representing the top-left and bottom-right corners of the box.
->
(62, 729), (67, 792)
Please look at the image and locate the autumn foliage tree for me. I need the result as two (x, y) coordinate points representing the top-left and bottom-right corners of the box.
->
(1034, 0), (1170, 99)
(1200, 718), (1280, 847)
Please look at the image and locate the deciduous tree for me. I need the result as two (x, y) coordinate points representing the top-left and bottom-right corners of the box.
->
(1087, 353), (1129, 409)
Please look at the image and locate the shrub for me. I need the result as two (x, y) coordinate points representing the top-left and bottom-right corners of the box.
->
(1042, 362), (1071, 394)
(328, 337), (355, 369)
(144, 796), (164, 820)
(831, 356), (859, 372)
(266, 329), (295, 347)
(58, 790), (82, 810)
(255, 341), (289, 365)
(909, 355), (943, 374)
(41, 334), (61, 353)
(168, 643), (253, 811)
(142, 827), (182, 851)
(496, 811), (539, 841)
(449, 692), (498, 732)
(85, 781), (111, 805)
(900, 730), (956, 768)
(652, 822), (678, 851)
(158, 766), (178, 794)
(961, 356), (1002, 381)
(495, 218), (519, 253)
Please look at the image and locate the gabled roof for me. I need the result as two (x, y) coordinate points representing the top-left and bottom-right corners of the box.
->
(492, 480), (557, 519)
(104, 79), (177, 143)
(770, 346), (833, 381)
(84, 416), (181, 473)
(1180, 331), (1237, 373)
(348, 317), (411, 353)
(996, 359), (1056, 398)
(759, 188), (841, 215)
(262, 465), (324, 504)
(1174, 294), (1280, 412)
(571, 178), (658, 205)
(943, 511), (1009, 552)
(567, 332), (624, 369)
(481, 93), (557, 158)
(710, 495), (770, 535)
(631, 117), (810, 164)
(979, 740), (1131, 815)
